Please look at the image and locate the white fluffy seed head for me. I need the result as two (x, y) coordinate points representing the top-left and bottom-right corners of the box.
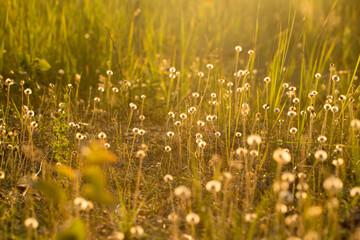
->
(24, 217), (39, 229)
(323, 176), (343, 194)
(174, 185), (191, 200)
(273, 148), (291, 165)
(235, 46), (242, 52)
(314, 150), (328, 162)
(205, 180), (221, 193)
(247, 135), (262, 146)
(350, 119), (360, 130)
(186, 213), (200, 225)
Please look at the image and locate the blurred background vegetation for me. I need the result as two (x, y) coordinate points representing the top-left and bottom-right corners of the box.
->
(0, 0), (359, 97)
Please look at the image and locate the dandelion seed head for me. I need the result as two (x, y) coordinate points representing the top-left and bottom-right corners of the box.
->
(235, 46), (242, 52)
(247, 135), (262, 146)
(163, 174), (174, 183)
(244, 213), (257, 222)
(339, 95), (346, 101)
(332, 75), (340, 82)
(98, 86), (105, 92)
(236, 147), (248, 156)
(174, 185), (191, 200)
(130, 226), (144, 237)
(167, 212), (179, 222)
(314, 150), (327, 162)
(281, 172), (295, 183)
(30, 121), (38, 128)
(24, 88), (32, 95)
(295, 191), (307, 200)
(5, 78), (14, 85)
(169, 67), (176, 73)
(135, 150), (146, 159)
(164, 146), (172, 152)
(168, 111), (175, 118)
(323, 176), (343, 193)
(129, 103), (137, 110)
(186, 213), (200, 225)
(285, 214), (299, 227)
(180, 113), (187, 120)
(273, 148), (291, 165)
(297, 182), (309, 191)
(273, 180), (289, 192)
(198, 140), (206, 149)
(332, 158), (344, 167)
(350, 187), (360, 197)
(138, 129), (146, 136)
(76, 133), (84, 140)
(248, 50), (254, 55)
(324, 103), (332, 111)
(350, 119), (360, 130)
(188, 107), (197, 114)
(192, 92), (200, 98)
(24, 217), (39, 229)
(206, 64), (214, 69)
(27, 110), (35, 118)
(289, 127), (297, 134)
(264, 77), (271, 83)
(276, 203), (288, 213)
(317, 135), (327, 143)
(287, 110), (297, 118)
(205, 180), (221, 193)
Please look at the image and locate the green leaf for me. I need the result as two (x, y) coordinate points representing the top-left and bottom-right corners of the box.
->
(34, 58), (51, 71)
(56, 218), (86, 240)
(34, 180), (66, 204)
(38, 59), (51, 71)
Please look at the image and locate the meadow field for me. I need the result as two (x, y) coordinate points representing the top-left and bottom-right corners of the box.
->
(1, 0), (360, 239)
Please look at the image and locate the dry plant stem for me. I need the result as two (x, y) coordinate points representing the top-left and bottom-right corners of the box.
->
(90, 103), (96, 126)
(126, 109), (134, 135)
(168, 183), (179, 240)
(196, 68), (211, 116)
(321, 111), (329, 135)
(196, 75), (203, 94)
(133, 156), (144, 209)
(5, 86), (11, 121)
(84, 87), (92, 118)
(140, 98), (145, 128)
(244, 153), (250, 211)
(125, 134), (137, 177)
(174, 75), (181, 104)
(340, 102), (345, 145)
(327, 69), (334, 96)
(329, 112), (337, 148)
(178, 126), (183, 169)
(167, 77), (175, 108)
